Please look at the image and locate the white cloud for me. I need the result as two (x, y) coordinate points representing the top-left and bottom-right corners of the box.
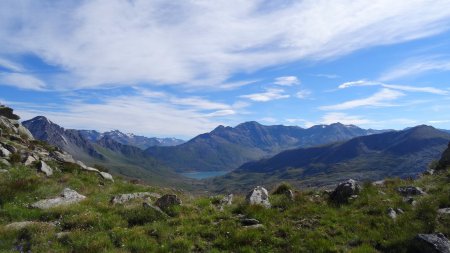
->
(320, 112), (372, 125)
(241, 88), (290, 102)
(339, 79), (448, 95)
(274, 76), (300, 86)
(296, 90), (312, 99)
(0, 73), (46, 90)
(0, 58), (23, 72)
(380, 57), (450, 81)
(320, 88), (404, 110)
(1, 1), (450, 88)
(428, 120), (450, 124)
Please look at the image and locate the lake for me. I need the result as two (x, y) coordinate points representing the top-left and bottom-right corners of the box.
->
(181, 171), (229, 180)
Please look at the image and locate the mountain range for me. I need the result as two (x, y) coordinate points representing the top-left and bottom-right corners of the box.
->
(209, 125), (450, 192)
(22, 116), (195, 188)
(145, 121), (386, 172)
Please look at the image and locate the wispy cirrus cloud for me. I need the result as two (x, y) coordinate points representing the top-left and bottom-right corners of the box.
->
(274, 76), (300, 86)
(320, 88), (404, 110)
(380, 57), (450, 81)
(339, 80), (448, 95)
(241, 88), (290, 102)
(2, 1), (450, 89)
(0, 73), (46, 90)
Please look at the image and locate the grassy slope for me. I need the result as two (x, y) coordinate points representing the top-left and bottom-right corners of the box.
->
(1, 159), (449, 252)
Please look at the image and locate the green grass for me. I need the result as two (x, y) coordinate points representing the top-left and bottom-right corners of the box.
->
(0, 161), (449, 252)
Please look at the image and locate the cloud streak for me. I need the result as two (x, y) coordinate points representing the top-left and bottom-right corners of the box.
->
(1, 0), (450, 89)
(320, 88), (404, 110)
(339, 80), (448, 95)
(241, 88), (290, 102)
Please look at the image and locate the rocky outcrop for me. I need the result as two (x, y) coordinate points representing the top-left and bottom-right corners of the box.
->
(246, 186), (271, 208)
(38, 161), (53, 176)
(412, 233), (450, 253)
(438, 208), (450, 215)
(396, 186), (426, 196)
(329, 179), (360, 205)
(99, 171), (114, 182)
(111, 192), (161, 204)
(5, 221), (56, 230)
(155, 194), (182, 211)
(31, 188), (86, 209)
(52, 151), (76, 163)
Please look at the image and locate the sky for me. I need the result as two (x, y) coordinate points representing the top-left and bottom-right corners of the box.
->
(1, 0), (450, 139)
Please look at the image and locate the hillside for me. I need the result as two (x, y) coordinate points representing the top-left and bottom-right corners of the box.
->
(22, 116), (193, 188)
(146, 121), (385, 172)
(1, 106), (450, 252)
(210, 125), (450, 192)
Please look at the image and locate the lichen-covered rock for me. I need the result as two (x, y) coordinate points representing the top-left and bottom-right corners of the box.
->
(31, 188), (86, 209)
(396, 186), (426, 196)
(246, 186), (271, 208)
(155, 194), (182, 210)
(0, 146), (11, 158)
(412, 233), (450, 253)
(24, 155), (37, 166)
(387, 208), (397, 220)
(111, 192), (161, 204)
(52, 151), (75, 163)
(329, 179), (360, 205)
(38, 160), (53, 176)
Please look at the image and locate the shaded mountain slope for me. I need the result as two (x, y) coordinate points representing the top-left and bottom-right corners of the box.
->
(210, 125), (450, 192)
(146, 121), (385, 172)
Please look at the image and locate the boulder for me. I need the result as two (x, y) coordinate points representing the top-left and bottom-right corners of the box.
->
(412, 233), (450, 253)
(31, 188), (86, 209)
(38, 161), (53, 176)
(111, 192), (161, 204)
(155, 194), (182, 210)
(23, 155), (37, 166)
(246, 186), (271, 208)
(396, 186), (426, 197)
(387, 208), (397, 220)
(17, 125), (34, 140)
(438, 208), (450, 215)
(99, 171), (114, 182)
(0, 146), (11, 158)
(52, 151), (75, 163)
(240, 218), (260, 226)
(329, 179), (360, 205)
(218, 194), (233, 211)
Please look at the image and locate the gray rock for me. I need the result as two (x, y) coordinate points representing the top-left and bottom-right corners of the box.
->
(387, 208), (397, 219)
(85, 167), (100, 172)
(24, 155), (37, 166)
(143, 202), (168, 217)
(219, 194), (233, 208)
(404, 197), (418, 206)
(397, 186), (426, 196)
(76, 160), (88, 170)
(243, 224), (265, 229)
(38, 161), (53, 176)
(329, 179), (361, 205)
(438, 208), (450, 215)
(17, 125), (34, 140)
(98, 171), (114, 181)
(52, 151), (75, 163)
(246, 186), (271, 208)
(111, 192), (161, 204)
(0, 158), (10, 167)
(56, 232), (71, 239)
(0, 169), (8, 173)
(155, 194), (182, 210)
(412, 233), (450, 253)
(31, 188), (86, 209)
(0, 146), (11, 158)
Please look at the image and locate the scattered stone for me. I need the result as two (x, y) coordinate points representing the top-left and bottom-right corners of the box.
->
(240, 218), (260, 226)
(56, 232), (71, 239)
(396, 186), (426, 196)
(243, 224), (265, 229)
(387, 208), (397, 220)
(246, 186), (271, 208)
(38, 161), (53, 176)
(329, 179), (361, 205)
(111, 192), (161, 204)
(99, 171), (114, 182)
(412, 233), (450, 253)
(217, 194), (233, 211)
(5, 221), (55, 230)
(31, 188), (86, 209)
(155, 194), (182, 210)
(143, 202), (168, 217)
(403, 197), (418, 206)
(0, 169), (8, 173)
(0, 146), (11, 158)
(24, 155), (37, 166)
(438, 208), (450, 215)
(2, 143), (17, 153)
(52, 151), (75, 163)
(423, 169), (435, 176)
(396, 208), (404, 214)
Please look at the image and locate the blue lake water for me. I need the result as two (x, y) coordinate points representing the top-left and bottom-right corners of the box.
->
(181, 171), (229, 179)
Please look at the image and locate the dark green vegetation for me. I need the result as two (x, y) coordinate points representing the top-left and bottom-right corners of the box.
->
(0, 106), (20, 120)
(210, 125), (450, 192)
(1, 161), (450, 252)
(146, 121), (384, 172)
(22, 116), (193, 188)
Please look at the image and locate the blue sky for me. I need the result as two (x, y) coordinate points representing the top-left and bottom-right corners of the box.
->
(1, 0), (450, 139)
